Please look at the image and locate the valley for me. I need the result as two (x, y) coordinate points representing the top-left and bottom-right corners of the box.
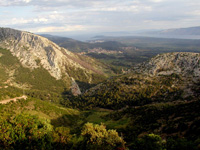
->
(0, 28), (200, 150)
(44, 34), (200, 74)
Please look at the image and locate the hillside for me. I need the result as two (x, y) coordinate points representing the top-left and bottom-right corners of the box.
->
(65, 52), (200, 149)
(41, 34), (125, 53)
(1, 50), (200, 149)
(134, 52), (200, 78)
(0, 28), (113, 95)
(77, 52), (200, 109)
(42, 34), (155, 72)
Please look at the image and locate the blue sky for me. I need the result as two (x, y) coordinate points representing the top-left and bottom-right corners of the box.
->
(0, 0), (200, 35)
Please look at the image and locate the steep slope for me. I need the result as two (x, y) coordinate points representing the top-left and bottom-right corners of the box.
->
(134, 52), (200, 79)
(77, 52), (200, 109)
(0, 28), (112, 94)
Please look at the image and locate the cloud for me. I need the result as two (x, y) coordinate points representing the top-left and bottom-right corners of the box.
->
(189, 10), (200, 16)
(0, 0), (32, 6)
(31, 25), (85, 33)
(23, 0), (31, 3)
(148, 0), (165, 3)
(0, 0), (200, 34)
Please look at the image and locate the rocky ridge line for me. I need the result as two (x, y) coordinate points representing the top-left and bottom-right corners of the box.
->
(0, 28), (103, 81)
(133, 52), (200, 80)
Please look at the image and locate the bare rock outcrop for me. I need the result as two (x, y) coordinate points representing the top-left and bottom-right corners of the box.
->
(0, 28), (88, 80)
(0, 27), (108, 95)
(134, 52), (200, 80)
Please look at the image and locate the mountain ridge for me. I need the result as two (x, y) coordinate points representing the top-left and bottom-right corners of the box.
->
(77, 52), (200, 109)
(159, 26), (200, 35)
(0, 28), (105, 79)
(142, 26), (200, 39)
(0, 27), (112, 94)
(134, 52), (200, 79)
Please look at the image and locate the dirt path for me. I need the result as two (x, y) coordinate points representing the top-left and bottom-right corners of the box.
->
(0, 95), (27, 104)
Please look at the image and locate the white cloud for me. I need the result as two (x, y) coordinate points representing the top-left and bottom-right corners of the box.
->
(90, 4), (152, 13)
(0, 0), (31, 6)
(33, 17), (48, 23)
(31, 25), (85, 33)
(11, 18), (31, 25)
(0, 0), (200, 34)
(23, 0), (31, 3)
(149, 0), (165, 3)
(9, 17), (49, 25)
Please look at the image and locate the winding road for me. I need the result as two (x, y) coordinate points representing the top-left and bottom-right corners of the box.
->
(0, 95), (27, 104)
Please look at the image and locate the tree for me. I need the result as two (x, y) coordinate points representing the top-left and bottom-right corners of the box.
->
(0, 113), (53, 149)
(131, 133), (165, 150)
(81, 122), (126, 150)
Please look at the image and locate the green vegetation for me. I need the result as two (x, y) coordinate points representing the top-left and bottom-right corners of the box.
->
(0, 67), (8, 82)
(81, 122), (126, 150)
(0, 46), (106, 106)
(0, 48), (67, 92)
(0, 113), (53, 149)
(0, 47), (106, 108)
(0, 86), (22, 100)
(15, 67), (67, 92)
(1, 95), (199, 149)
(70, 73), (183, 109)
(0, 97), (126, 149)
(1, 39), (200, 149)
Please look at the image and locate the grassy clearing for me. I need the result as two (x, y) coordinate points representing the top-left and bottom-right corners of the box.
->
(83, 109), (130, 130)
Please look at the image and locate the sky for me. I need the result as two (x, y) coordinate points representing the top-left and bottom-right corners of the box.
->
(0, 0), (200, 36)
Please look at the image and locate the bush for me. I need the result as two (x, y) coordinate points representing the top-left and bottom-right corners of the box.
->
(81, 122), (126, 150)
(0, 113), (53, 149)
(131, 134), (165, 150)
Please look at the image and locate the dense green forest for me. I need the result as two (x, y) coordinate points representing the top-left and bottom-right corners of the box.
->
(69, 73), (184, 110)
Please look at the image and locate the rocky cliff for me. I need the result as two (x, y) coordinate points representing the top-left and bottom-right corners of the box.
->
(0, 28), (111, 95)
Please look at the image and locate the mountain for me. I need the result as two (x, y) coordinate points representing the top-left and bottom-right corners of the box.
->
(1, 46), (200, 149)
(42, 34), (125, 53)
(134, 52), (200, 79)
(77, 52), (200, 109)
(141, 26), (200, 39)
(156, 26), (200, 35)
(0, 28), (112, 95)
(66, 52), (200, 149)
(40, 34), (90, 52)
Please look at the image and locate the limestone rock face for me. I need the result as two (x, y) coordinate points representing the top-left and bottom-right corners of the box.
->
(0, 28), (85, 80)
(71, 77), (81, 96)
(0, 28), (109, 95)
(0, 27), (106, 77)
(134, 52), (200, 80)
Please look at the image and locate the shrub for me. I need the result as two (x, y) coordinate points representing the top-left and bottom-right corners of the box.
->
(81, 122), (126, 150)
